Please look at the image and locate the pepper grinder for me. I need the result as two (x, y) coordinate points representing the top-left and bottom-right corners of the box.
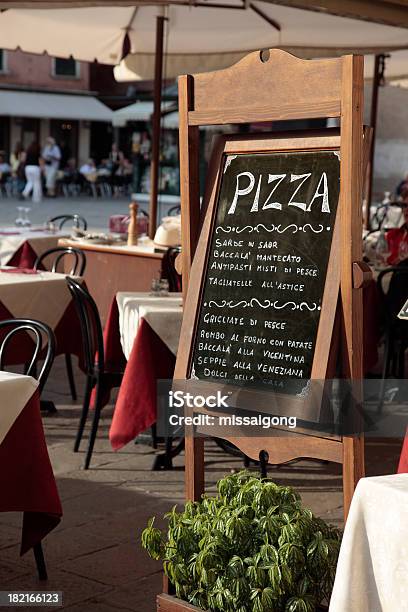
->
(127, 200), (139, 246)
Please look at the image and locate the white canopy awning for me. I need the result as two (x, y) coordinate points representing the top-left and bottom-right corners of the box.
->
(2, 3), (408, 73)
(0, 89), (113, 121)
(112, 101), (177, 127)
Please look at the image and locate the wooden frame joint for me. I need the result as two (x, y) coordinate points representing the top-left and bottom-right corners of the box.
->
(352, 261), (372, 289)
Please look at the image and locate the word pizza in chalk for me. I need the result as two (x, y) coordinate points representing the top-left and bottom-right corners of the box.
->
(228, 171), (329, 214)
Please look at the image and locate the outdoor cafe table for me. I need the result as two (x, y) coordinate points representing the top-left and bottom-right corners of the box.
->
(0, 371), (62, 554)
(0, 268), (83, 367)
(98, 292), (182, 450)
(0, 227), (68, 268)
(329, 474), (408, 612)
(58, 239), (164, 325)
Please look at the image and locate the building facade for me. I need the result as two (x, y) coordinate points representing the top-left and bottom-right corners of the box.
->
(0, 49), (113, 165)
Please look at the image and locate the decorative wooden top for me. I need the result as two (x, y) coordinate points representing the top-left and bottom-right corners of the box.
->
(189, 49), (343, 126)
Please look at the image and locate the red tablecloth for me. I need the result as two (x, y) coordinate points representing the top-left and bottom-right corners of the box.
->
(96, 299), (175, 450)
(7, 241), (43, 269)
(398, 432), (408, 473)
(0, 388), (62, 554)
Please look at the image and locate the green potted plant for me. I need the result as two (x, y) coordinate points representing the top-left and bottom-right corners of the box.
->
(142, 471), (341, 612)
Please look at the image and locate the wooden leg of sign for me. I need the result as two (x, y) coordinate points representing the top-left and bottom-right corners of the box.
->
(342, 435), (365, 520)
(339, 54), (365, 518)
(185, 435), (205, 501)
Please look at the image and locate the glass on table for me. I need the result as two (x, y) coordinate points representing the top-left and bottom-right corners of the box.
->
(150, 278), (161, 295)
(159, 279), (169, 296)
(14, 206), (24, 227)
(44, 219), (57, 233)
(21, 207), (31, 228)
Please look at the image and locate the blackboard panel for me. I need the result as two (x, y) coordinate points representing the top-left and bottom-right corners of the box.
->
(190, 150), (340, 396)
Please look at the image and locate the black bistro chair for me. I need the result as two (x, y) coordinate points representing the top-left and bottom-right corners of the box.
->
(161, 246), (182, 292)
(167, 205), (181, 216)
(0, 318), (56, 580)
(377, 264), (408, 409)
(34, 246), (86, 276)
(34, 247), (86, 401)
(47, 214), (88, 231)
(66, 278), (123, 469)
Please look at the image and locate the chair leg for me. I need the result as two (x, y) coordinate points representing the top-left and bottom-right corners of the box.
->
(65, 353), (77, 401)
(151, 423), (158, 449)
(84, 380), (102, 470)
(74, 375), (93, 452)
(33, 543), (47, 580)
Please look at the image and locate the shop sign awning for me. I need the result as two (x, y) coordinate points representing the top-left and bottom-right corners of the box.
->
(0, 89), (113, 121)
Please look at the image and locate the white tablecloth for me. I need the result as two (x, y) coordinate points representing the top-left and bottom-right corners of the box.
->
(0, 228), (68, 265)
(116, 292), (183, 358)
(0, 270), (76, 333)
(0, 371), (38, 446)
(330, 474), (408, 612)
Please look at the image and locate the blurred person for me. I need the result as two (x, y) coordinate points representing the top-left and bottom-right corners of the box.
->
(80, 158), (97, 180)
(22, 141), (42, 203)
(0, 155), (11, 194)
(42, 137), (61, 197)
(0, 155), (11, 177)
(9, 143), (24, 196)
(10, 142), (24, 174)
(397, 173), (408, 198)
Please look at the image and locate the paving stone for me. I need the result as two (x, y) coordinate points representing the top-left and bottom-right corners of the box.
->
(60, 542), (160, 587)
(99, 572), (163, 612)
(5, 569), (112, 610)
(0, 523), (22, 549)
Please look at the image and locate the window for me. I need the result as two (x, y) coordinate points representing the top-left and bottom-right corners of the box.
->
(52, 57), (79, 78)
(0, 50), (7, 74)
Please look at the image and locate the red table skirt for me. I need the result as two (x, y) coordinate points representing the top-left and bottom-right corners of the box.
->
(398, 431), (408, 474)
(109, 318), (175, 450)
(94, 299), (175, 450)
(0, 389), (62, 554)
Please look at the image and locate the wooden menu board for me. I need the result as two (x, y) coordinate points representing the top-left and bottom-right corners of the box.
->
(175, 50), (365, 520)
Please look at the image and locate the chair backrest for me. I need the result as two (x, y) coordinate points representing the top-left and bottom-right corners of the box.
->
(48, 214), (88, 231)
(34, 247), (86, 276)
(0, 319), (55, 393)
(161, 246), (182, 292)
(377, 264), (408, 320)
(167, 205), (181, 216)
(66, 277), (104, 375)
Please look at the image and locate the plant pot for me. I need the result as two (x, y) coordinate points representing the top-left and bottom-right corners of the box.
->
(157, 594), (203, 612)
(157, 593), (329, 612)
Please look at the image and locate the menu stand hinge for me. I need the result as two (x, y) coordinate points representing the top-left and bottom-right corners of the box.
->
(352, 261), (372, 289)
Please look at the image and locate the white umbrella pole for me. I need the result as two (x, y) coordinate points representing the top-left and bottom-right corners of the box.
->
(148, 12), (167, 239)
